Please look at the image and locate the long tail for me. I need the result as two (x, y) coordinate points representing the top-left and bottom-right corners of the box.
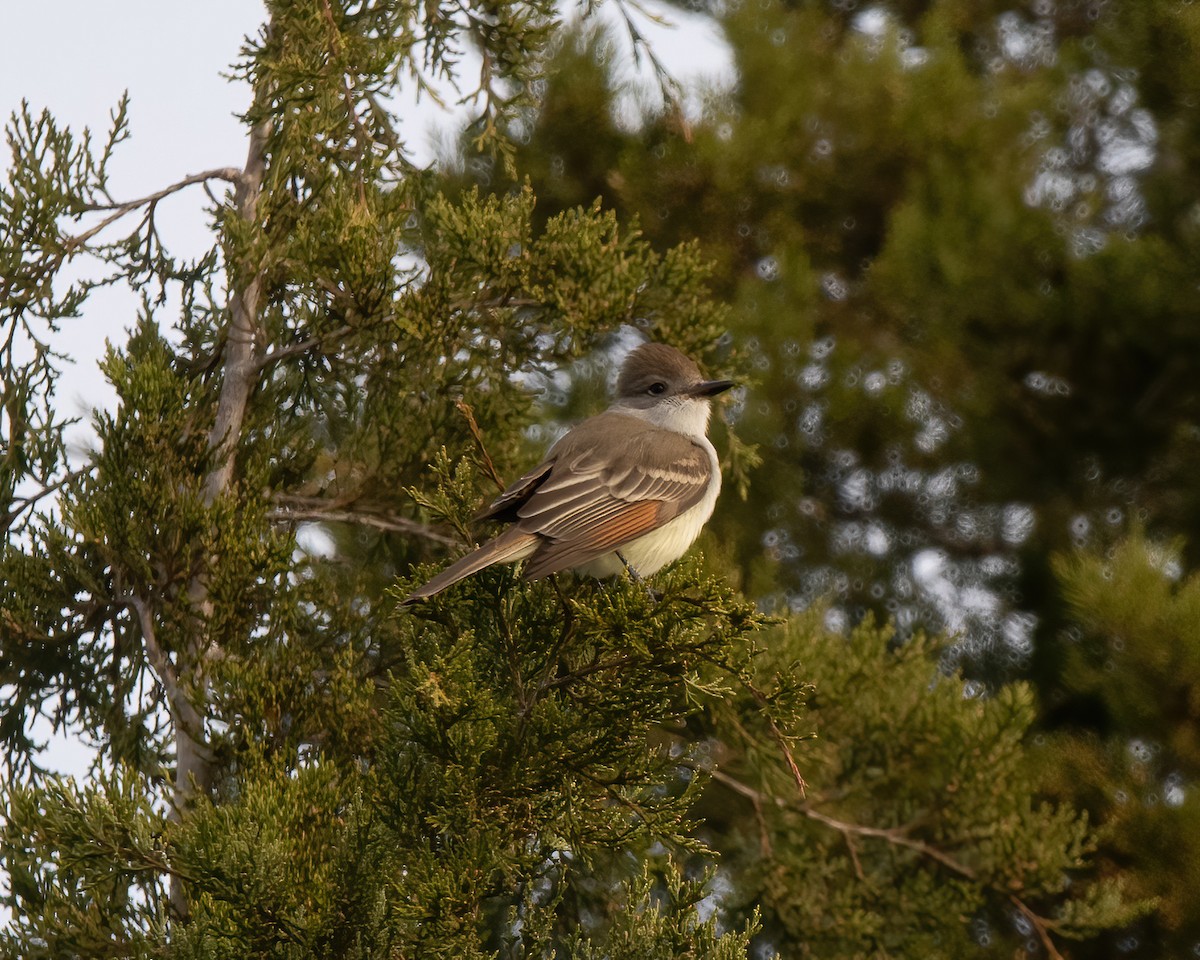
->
(402, 528), (539, 603)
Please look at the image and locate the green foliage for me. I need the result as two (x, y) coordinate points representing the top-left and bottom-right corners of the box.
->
(555, 865), (758, 960)
(1039, 536), (1200, 951)
(1, 766), (168, 959)
(81, 550), (770, 958)
(0, 98), (130, 531)
(708, 616), (1146, 957)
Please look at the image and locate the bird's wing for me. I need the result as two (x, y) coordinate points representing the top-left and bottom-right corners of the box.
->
(511, 413), (714, 578)
(477, 459), (556, 523)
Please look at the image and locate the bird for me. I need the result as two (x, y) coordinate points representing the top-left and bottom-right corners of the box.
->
(403, 342), (735, 602)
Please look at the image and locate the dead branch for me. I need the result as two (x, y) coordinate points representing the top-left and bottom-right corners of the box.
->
(267, 496), (459, 546)
(455, 399), (506, 492)
(67, 168), (241, 251)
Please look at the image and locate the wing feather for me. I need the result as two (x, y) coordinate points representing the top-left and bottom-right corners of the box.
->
(522, 501), (664, 579)
(472, 412), (714, 578)
(478, 460), (555, 522)
(515, 413), (710, 546)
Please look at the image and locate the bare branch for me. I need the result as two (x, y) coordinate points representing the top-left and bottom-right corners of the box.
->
(267, 496), (459, 546)
(66, 168), (241, 251)
(202, 120), (271, 505)
(798, 804), (973, 879)
(126, 595), (205, 744)
(255, 324), (354, 371)
(3, 467), (89, 528)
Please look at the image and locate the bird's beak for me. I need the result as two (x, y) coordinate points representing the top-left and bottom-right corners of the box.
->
(689, 378), (736, 398)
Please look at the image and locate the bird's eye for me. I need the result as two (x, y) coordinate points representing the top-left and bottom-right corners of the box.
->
(647, 381), (667, 396)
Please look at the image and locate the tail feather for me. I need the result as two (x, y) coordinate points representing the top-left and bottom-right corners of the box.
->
(403, 529), (539, 603)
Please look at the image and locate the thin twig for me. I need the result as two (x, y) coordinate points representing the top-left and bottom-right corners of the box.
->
(1010, 894), (1066, 960)
(543, 653), (636, 690)
(68, 168), (241, 251)
(268, 496), (458, 545)
(798, 805), (973, 879)
(3, 467), (90, 525)
(742, 678), (807, 798)
(255, 324), (354, 370)
(456, 400), (506, 492)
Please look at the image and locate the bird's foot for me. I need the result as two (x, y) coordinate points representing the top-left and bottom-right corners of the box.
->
(617, 552), (660, 602)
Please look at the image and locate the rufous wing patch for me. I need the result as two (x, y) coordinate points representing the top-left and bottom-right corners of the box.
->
(521, 500), (665, 580)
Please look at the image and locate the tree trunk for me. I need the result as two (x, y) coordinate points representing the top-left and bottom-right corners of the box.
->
(162, 75), (273, 923)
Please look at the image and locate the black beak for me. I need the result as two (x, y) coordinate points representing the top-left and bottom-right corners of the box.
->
(689, 378), (737, 398)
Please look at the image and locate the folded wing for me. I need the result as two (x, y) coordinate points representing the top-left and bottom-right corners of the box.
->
(477, 412), (713, 580)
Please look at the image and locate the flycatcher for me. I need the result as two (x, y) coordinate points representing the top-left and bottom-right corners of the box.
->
(404, 342), (735, 602)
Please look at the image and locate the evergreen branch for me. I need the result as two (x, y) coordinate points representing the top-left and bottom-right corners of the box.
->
(3, 466), (89, 528)
(65, 168), (242, 251)
(319, 0), (379, 179)
(694, 763), (1067, 954)
(532, 575), (576, 702)
(575, 767), (655, 833)
(542, 653), (636, 690)
(267, 495), (459, 546)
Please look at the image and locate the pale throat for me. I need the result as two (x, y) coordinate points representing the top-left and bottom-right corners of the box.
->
(612, 396), (713, 438)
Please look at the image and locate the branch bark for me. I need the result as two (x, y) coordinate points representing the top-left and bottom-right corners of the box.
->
(267, 496), (459, 546)
(155, 62), (273, 923)
(65, 168), (242, 252)
(203, 115), (271, 505)
(127, 594), (210, 921)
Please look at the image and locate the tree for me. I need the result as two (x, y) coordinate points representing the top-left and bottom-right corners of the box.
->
(1, 0), (1142, 956)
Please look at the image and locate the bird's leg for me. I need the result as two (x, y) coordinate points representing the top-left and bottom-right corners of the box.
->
(617, 552), (659, 602)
